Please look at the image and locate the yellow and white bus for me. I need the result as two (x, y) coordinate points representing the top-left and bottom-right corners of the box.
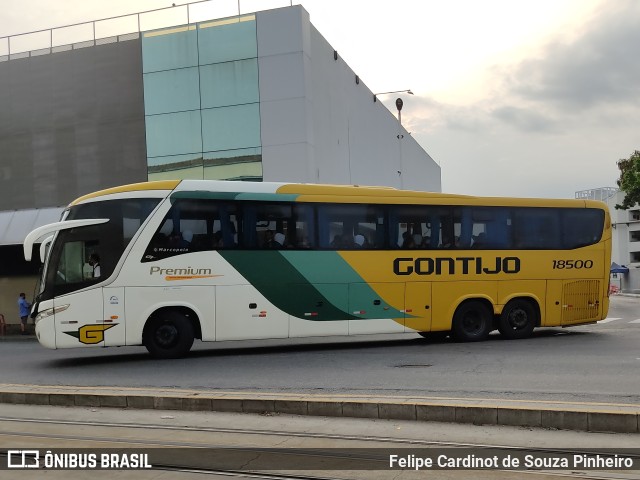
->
(24, 180), (611, 358)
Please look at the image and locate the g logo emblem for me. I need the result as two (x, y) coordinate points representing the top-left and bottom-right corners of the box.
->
(64, 324), (117, 344)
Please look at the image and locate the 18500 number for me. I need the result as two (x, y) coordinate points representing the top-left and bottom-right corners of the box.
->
(552, 260), (593, 269)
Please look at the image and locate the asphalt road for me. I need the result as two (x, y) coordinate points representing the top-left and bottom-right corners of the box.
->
(1, 296), (639, 405)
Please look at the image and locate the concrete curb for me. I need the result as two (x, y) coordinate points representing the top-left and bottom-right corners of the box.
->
(0, 385), (638, 434)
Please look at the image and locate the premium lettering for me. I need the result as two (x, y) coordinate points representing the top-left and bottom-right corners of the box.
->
(393, 257), (521, 276)
(149, 266), (213, 276)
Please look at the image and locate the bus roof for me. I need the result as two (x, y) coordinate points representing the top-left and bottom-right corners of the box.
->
(69, 179), (606, 210)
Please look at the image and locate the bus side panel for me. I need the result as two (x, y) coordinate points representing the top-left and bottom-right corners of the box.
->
(497, 280), (546, 319)
(103, 287), (125, 346)
(215, 285), (288, 341)
(348, 283), (405, 335)
(124, 286), (216, 344)
(545, 280), (564, 326)
(53, 288), (106, 349)
(35, 299), (56, 349)
(431, 281), (498, 332)
(288, 284), (349, 337)
(404, 282), (432, 333)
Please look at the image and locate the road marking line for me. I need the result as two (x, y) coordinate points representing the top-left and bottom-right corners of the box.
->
(630, 319), (640, 324)
(599, 317), (621, 323)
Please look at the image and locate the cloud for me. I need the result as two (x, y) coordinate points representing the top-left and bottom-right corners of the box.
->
(490, 106), (558, 133)
(507, 0), (640, 111)
(407, 0), (640, 139)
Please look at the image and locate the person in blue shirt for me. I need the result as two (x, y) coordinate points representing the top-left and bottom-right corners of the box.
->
(18, 293), (31, 335)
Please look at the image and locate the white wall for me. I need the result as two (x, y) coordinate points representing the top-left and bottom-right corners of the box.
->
(605, 190), (640, 292)
(256, 6), (441, 192)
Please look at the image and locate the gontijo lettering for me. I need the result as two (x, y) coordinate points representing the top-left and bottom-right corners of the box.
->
(393, 256), (521, 276)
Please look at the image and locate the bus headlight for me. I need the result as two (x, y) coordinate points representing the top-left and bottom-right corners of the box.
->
(35, 304), (70, 324)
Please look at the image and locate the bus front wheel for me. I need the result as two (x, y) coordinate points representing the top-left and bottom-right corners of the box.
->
(498, 299), (536, 339)
(452, 300), (492, 342)
(143, 311), (195, 359)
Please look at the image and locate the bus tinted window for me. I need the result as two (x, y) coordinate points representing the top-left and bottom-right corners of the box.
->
(46, 198), (160, 297)
(317, 204), (385, 249)
(144, 199), (240, 261)
(143, 200), (605, 259)
(469, 207), (512, 249)
(389, 205), (451, 249)
(513, 208), (561, 249)
(562, 208), (604, 249)
(243, 203), (314, 249)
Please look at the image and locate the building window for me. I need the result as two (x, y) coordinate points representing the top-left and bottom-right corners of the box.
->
(142, 15), (261, 183)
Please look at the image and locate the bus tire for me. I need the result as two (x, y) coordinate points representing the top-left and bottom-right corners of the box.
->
(498, 299), (536, 339)
(451, 300), (492, 342)
(143, 310), (195, 359)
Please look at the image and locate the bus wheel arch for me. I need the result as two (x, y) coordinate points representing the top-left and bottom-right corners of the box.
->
(142, 307), (200, 359)
(451, 298), (493, 342)
(498, 297), (539, 340)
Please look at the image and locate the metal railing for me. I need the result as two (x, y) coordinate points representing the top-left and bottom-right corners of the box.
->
(1, 0), (293, 61)
(575, 187), (618, 202)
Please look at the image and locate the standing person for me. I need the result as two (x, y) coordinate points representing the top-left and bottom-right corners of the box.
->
(18, 293), (31, 335)
(0, 313), (6, 336)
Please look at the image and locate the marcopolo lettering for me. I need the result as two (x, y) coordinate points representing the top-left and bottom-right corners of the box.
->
(393, 256), (521, 276)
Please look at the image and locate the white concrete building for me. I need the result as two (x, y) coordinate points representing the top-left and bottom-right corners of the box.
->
(577, 187), (640, 292)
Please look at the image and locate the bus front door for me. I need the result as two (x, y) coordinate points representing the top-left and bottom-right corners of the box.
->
(103, 287), (126, 346)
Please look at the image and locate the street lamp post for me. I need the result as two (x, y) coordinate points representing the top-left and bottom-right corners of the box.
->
(373, 89), (413, 102)
(372, 89), (413, 189)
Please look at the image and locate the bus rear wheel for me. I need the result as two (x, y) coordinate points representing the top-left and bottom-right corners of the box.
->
(498, 299), (536, 339)
(143, 310), (194, 359)
(452, 300), (492, 342)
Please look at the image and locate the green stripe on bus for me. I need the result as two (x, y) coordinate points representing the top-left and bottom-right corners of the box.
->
(219, 251), (355, 321)
(170, 191), (299, 202)
(281, 251), (406, 319)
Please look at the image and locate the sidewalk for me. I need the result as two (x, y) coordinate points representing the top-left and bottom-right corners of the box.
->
(0, 323), (35, 338)
(0, 383), (638, 435)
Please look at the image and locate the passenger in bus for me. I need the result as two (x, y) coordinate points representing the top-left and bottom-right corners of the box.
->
(273, 232), (286, 248)
(264, 230), (279, 248)
(330, 235), (344, 248)
(472, 233), (486, 248)
(88, 253), (101, 278)
(402, 235), (416, 249)
(179, 230), (193, 248)
(212, 231), (224, 249)
(297, 234), (311, 249)
(354, 234), (366, 248)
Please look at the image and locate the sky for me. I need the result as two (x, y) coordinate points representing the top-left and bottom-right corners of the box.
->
(1, 0), (639, 198)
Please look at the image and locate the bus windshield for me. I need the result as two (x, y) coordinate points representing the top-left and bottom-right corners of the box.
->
(39, 198), (160, 301)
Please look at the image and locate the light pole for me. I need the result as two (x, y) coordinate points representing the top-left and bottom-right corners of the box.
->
(373, 89), (413, 102)
(372, 89), (413, 189)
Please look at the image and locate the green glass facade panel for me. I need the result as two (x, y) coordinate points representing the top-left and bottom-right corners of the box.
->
(145, 110), (202, 158)
(201, 103), (261, 153)
(199, 59), (259, 109)
(203, 147), (262, 181)
(142, 15), (261, 182)
(141, 26), (198, 73)
(197, 18), (257, 65)
(148, 153), (204, 181)
(143, 67), (201, 115)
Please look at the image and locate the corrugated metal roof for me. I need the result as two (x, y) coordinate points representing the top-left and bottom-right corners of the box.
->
(0, 208), (65, 246)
